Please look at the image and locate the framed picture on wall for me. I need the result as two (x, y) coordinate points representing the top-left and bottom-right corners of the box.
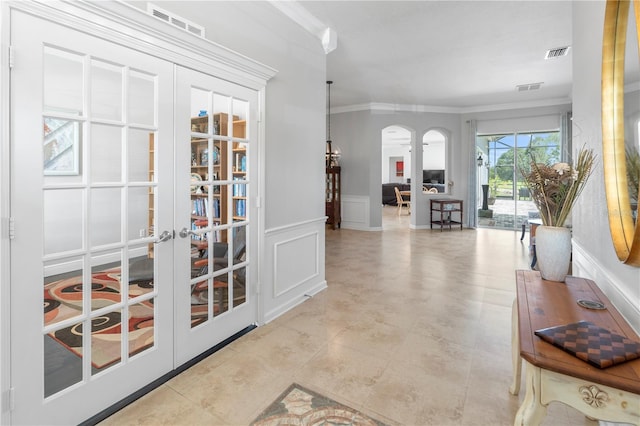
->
(396, 160), (403, 177)
(43, 117), (80, 175)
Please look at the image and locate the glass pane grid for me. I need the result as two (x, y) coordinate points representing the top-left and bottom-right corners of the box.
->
(44, 49), (160, 397)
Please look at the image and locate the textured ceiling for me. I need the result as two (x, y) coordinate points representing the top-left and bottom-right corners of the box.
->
(300, 1), (574, 111)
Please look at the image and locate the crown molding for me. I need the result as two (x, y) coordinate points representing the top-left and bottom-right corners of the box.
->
(331, 97), (573, 115)
(6, 0), (277, 88)
(267, 0), (337, 54)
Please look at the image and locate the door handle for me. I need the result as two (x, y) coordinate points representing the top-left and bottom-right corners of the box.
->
(155, 230), (173, 244)
(178, 227), (195, 238)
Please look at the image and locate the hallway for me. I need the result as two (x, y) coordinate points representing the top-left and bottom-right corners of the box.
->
(100, 207), (595, 425)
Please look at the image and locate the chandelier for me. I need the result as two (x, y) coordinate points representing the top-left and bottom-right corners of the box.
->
(325, 80), (341, 167)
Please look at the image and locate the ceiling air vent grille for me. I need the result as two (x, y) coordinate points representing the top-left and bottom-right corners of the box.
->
(147, 4), (205, 38)
(516, 82), (543, 92)
(545, 46), (570, 59)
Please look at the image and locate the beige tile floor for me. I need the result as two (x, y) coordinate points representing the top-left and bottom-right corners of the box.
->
(100, 206), (597, 426)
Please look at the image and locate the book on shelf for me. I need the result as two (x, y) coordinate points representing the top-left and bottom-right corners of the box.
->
(235, 199), (246, 217)
(212, 198), (220, 218)
(232, 177), (246, 197)
(191, 198), (208, 218)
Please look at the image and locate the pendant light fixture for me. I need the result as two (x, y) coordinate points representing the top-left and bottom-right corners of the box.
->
(326, 80), (341, 167)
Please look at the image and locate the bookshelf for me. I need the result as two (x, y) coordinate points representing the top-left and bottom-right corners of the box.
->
(232, 131), (247, 221)
(190, 113), (246, 245)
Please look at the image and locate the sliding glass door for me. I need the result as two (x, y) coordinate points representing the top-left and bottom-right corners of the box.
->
(476, 131), (561, 230)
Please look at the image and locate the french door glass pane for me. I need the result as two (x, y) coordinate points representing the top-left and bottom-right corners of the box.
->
(188, 85), (249, 325)
(128, 129), (153, 182)
(91, 124), (122, 182)
(128, 70), (155, 126)
(42, 49), (160, 398)
(44, 257), (84, 327)
(128, 186), (152, 241)
(128, 301), (155, 358)
(91, 308), (122, 372)
(91, 59), (123, 121)
(43, 117), (82, 176)
(90, 250), (122, 311)
(43, 188), (83, 255)
(43, 46), (83, 115)
(90, 188), (122, 247)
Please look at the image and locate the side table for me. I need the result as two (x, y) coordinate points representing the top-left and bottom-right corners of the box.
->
(511, 270), (640, 425)
(430, 199), (463, 231)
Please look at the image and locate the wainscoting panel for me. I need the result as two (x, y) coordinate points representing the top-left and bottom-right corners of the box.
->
(341, 195), (370, 230)
(274, 232), (319, 297)
(573, 241), (640, 333)
(261, 217), (327, 324)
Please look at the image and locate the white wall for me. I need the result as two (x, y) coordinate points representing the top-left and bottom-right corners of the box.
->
(123, 1), (328, 321)
(127, 1), (326, 230)
(331, 109), (461, 229)
(332, 105), (572, 230)
(385, 155), (406, 184)
(571, 1), (640, 331)
(423, 141), (445, 170)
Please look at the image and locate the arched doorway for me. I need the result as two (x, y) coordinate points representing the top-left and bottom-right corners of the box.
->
(381, 125), (412, 221)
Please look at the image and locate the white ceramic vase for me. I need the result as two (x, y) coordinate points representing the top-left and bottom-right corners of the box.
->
(535, 225), (572, 282)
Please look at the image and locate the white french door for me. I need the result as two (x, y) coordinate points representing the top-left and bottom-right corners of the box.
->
(10, 10), (174, 424)
(173, 67), (258, 365)
(9, 10), (258, 425)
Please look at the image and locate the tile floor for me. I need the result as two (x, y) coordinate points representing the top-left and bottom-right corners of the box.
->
(100, 206), (597, 426)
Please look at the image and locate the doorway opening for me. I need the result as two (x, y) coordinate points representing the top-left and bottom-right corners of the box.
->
(381, 125), (412, 219)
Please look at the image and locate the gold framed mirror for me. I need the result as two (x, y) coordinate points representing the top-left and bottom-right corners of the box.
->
(601, 0), (640, 266)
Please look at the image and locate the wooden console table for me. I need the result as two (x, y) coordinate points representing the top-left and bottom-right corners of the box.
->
(511, 270), (640, 425)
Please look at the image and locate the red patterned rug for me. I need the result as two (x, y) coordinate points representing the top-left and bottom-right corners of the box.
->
(250, 384), (388, 426)
(43, 267), (157, 369)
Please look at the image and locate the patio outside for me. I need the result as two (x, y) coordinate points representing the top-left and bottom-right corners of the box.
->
(478, 197), (539, 230)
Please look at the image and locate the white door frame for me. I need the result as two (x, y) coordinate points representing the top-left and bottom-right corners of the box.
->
(0, 2), (276, 424)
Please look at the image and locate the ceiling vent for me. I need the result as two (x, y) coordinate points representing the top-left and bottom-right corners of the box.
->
(545, 46), (571, 59)
(516, 82), (543, 92)
(147, 4), (205, 38)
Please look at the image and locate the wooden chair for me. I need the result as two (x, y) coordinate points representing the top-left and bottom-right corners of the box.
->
(394, 186), (410, 215)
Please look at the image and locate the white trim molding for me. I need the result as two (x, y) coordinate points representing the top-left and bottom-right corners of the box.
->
(332, 97), (572, 115)
(572, 240), (640, 334)
(273, 231), (320, 298)
(267, 1), (337, 54)
(261, 217), (327, 324)
(8, 0), (277, 89)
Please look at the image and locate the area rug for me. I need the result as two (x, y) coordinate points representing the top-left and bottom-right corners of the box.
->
(44, 267), (208, 369)
(43, 267), (157, 369)
(250, 383), (388, 426)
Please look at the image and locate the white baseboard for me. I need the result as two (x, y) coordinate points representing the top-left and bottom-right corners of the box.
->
(262, 280), (327, 324)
